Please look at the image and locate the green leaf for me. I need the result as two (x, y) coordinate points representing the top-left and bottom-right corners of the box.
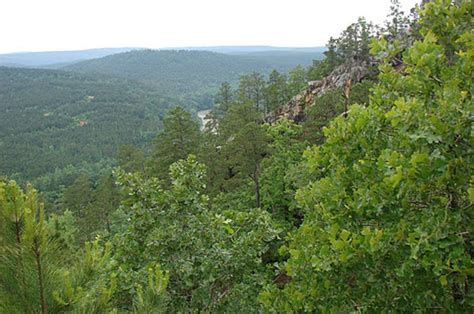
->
(340, 229), (351, 242)
(361, 226), (371, 236)
(439, 275), (448, 286)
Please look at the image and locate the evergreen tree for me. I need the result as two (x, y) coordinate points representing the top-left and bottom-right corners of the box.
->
(237, 72), (266, 113)
(0, 181), (61, 313)
(287, 65), (307, 96)
(220, 103), (270, 207)
(148, 107), (201, 180)
(336, 17), (376, 62)
(265, 70), (289, 111)
(260, 119), (305, 222)
(93, 173), (120, 233)
(61, 174), (94, 217)
(117, 145), (145, 173)
(197, 129), (227, 197)
(213, 81), (234, 119)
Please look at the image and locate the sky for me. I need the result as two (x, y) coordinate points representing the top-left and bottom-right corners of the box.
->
(0, 0), (420, 54)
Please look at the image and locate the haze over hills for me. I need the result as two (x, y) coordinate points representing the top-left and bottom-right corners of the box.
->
(0, 47), (140, 68)
(0, 45), (325, 68)
(165, 45), (326, 54)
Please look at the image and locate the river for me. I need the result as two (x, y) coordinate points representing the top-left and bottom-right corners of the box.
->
(197, 109), (212, 130)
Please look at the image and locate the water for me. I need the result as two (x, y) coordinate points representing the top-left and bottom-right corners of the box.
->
(197, 109), (212, 130)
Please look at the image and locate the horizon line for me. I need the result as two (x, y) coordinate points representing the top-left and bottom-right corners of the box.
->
(0, 45), (327, 55)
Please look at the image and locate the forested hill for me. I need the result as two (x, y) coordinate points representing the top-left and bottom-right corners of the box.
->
(0, 47), (139, 68)
(0, 66), (172, 184)
(63, 49), (323, 107)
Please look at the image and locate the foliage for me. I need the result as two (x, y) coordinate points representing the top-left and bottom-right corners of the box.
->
(287, 65), (307, 96)
(3, 1), (471, 312)
(197, 128), (228, 197)
(117, 145), (145, 173)
(265, 70), (290, 112)
(33, 159), (115, 212)
(112, 156), (278, 311)
(260, 119), (306, 224)
(0, 180), (62, 313)
(61, 174), (94, 217)
(148, 106), (201, 180)
(220, 103), (271, 207)
(238, 72), (267, 112)
(261, 0), (473, 311)
(213, 81), (234, 119)
(303, 80), (373, 144)
(384, 0), (413, 39)
(47, 209), (79, 262)
(307, 18), (377, 80)
(59, 172), (120, 243)
(52, 239), (118, 313)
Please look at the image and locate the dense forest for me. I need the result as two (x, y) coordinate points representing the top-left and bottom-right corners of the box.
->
(0, 48), (323, 199)
(64, 49), (324, 107)
(0, 0), (473, 312)
(0, 67), (174, 201)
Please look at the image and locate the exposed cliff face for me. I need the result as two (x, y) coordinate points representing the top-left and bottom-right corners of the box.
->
(266, 59), (377, 123)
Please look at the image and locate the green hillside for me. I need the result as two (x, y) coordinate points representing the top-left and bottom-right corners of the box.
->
(0, 66), (171, 182)
(64, 49), (323, 107)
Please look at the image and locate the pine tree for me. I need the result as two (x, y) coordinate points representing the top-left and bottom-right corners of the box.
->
(0, 180), (61, 313)
(220, 103), (270, 207)
(61, 173), (94, 217)
(117, 144), (145, 173)
(93, 173), (120, 233)
(265, 70), (289, 111)
(213, 81), (234, 119)
(237, 72), (266, 113)
(148, 107), (201, 180)
(287, 65), (307, 96)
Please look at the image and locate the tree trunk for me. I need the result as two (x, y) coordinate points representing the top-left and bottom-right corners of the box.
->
(250, 162), (262, 209)
(14, 210), (28, 304)
(254, 174), (261, 208)
(343, 78), (352, 118)
(33, 238), (46, 314)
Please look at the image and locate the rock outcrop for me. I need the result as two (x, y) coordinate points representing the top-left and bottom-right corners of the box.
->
(266, 59), (377, 123)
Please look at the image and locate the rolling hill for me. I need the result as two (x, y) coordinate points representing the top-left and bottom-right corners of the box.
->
(0, 47), (325, 188)
(0, 66), (172, 184)
(63, 49), (324, 107)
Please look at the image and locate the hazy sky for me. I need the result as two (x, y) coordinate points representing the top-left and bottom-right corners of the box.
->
(0, 0), (420, 54)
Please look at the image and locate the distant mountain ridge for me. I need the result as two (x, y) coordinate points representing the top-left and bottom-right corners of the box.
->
(163, 45), (326, 54)
(0, 46), (325, 68)
(0, 48), (141, 68)
(63, 49), (325, 106)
